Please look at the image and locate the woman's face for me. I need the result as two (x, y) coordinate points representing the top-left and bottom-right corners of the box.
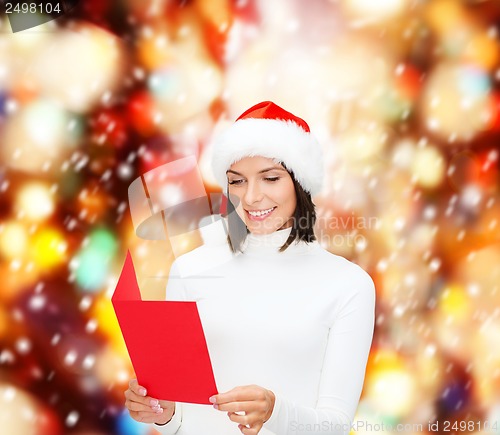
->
(227, 156), (297, 235)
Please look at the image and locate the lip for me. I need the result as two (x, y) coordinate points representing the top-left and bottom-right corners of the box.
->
(245, 207), (277, 221)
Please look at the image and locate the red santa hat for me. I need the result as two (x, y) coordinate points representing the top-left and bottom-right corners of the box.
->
(211, 101), (324, 196)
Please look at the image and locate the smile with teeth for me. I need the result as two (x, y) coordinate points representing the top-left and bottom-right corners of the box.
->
(246, 207), (276, 217)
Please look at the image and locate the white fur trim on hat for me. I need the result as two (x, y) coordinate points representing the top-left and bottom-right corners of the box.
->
(211, 118), (324, 195)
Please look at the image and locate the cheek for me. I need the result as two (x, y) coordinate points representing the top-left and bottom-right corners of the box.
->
(235, 205), (245, 221)
(227, 190), (245, 217)
(277, 183), (296, 210)
(282, 198), (297, 217)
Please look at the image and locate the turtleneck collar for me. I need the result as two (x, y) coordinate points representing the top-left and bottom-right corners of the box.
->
(241, 226), (319, 256)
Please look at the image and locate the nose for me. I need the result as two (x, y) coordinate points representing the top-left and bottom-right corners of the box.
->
(243, 179), (264, 205)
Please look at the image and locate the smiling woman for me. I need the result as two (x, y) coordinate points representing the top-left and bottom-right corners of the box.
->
(228, 158), (294, 229)
(225, 156), (318, 253)
(123, 101), (376, 435)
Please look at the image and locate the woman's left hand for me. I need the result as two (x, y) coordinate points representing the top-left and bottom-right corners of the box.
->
(209, 384), (275, 434)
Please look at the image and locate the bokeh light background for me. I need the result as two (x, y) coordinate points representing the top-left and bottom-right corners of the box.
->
(1, 0), (500, 434)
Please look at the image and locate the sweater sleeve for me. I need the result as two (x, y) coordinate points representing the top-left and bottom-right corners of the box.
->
(153, 259), (186, 435)
(262, 267), (376, 435)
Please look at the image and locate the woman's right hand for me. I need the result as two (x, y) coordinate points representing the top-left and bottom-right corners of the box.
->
(124, 378), (176, 425)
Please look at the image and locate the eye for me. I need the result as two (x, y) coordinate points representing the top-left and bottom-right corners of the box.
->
(264, 177), (280, 182)
(228, 179), (244, 185)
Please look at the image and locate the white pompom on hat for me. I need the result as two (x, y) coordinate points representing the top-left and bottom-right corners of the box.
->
(211, 101), (324, 196)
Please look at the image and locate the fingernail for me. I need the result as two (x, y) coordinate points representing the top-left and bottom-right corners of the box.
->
(213, 404), (219, 409)
(150, 399), (158, 406)
(139, 388), (147, 396)
(209, 396), (216, 403)
(155, 408), (163, 414)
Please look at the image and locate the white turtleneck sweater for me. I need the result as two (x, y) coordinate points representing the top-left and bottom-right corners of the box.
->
(152, 222), (376, 435)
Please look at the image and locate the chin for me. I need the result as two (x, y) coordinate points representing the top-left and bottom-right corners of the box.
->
(246, 222), (281, 235)
(248, 228), (274, 235)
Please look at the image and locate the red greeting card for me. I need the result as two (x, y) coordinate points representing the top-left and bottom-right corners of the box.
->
(111, 251), (218, 404)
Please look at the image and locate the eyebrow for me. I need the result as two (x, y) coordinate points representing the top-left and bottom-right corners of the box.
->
(226, 167), (287, 176)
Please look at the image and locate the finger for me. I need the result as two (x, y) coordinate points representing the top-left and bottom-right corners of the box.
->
(129, 379), (147, 397)
(214, 386), (260, 404)
(124, 388), (162, 408)
(129, 410), (164, 424)
(211, 387), (241, 404)
(158, 399), (175, 408)
(125, 399), (164, 414)
(215, 400), (259, 413)
(227, 411), (251, 425)
(238, 423), (260, 435)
